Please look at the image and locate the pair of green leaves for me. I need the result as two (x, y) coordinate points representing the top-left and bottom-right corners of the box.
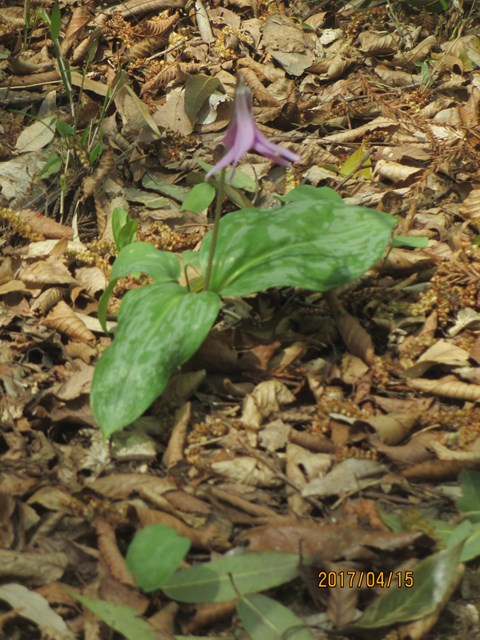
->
(78, 524), (313, 640)
(91, 186), (396, 436)
(77, 522), (463, 640)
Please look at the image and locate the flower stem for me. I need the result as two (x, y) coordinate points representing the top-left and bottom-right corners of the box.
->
(204, 169), (226, 291)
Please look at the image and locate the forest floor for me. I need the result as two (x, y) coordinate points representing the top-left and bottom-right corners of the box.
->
(1, 0), (480, 638)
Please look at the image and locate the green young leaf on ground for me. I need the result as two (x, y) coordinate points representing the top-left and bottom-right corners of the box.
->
(181, 182), (216, 213)
(97, 242), (181, 330)
(193, 187), (395, 296)
(74, 595), (156, 640)
(237, 593), (313, 640)
(126, 525), (191, 591)
(124, 187), (175, 209)
(457, 470), (480, 523)
(38, 153), (62, 180)
(391, 235), (429, 248)
(49, 2), (61, 40)
(91, 283), (221, 436)
(161, 552), (300, 603)
(112, 208), (138, 252)
(277, 185), (342, 203)
(339, 142), (372, 179)
(142, 173), (190, 202)
(445, 520), (480, 562)
(345, 543), (464, 630)
(198, 158), (257, 192)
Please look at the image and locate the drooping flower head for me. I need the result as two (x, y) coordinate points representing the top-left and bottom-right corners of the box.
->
(206, 74), (300, 179)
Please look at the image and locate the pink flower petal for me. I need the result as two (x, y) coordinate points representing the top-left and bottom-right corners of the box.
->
(206, 75), (300, 179)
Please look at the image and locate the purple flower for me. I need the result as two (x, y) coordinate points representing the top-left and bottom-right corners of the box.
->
(206, 75), (300, 179)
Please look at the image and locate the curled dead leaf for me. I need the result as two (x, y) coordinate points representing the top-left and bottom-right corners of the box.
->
(30, 287), (65, 314)
(358, 412), (419, 445)
(325, 291), (374, 365)
(43, 300), (96, 342)
(408, 376), (480, 401)
(402, 459), (465, 481)
(19, 259), (77, 286)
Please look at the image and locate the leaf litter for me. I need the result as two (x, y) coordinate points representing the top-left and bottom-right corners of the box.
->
(1, 0), (480, 638)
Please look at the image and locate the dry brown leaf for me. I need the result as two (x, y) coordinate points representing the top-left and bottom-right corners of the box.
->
(286, 443), (331, 515)
(82, 148), (115, 202)
(89, 474), (175, 499)
(239, 520), (424, 561)
(140, 12), (179, 37)
(262, 14), (314, 76)
(403, 339), (470, 378)
(237, 57), (285, 83)
(125, 35), (166, 62)
(0, 279), (27, 295)
(96, 520), (136, 586)
(117, 0), (187, 18)
(0, 550), (68, 586)
(358, 31), (398, 55)
(43, 300), (96, 342)
(64, 340), (97, 364)
(163, 403), (191, 468)
(408, 376), (480, 401)
(324, 117), (398, 143)
(431, 441), (480, 463)
(241, 380), (296, 430)
(303, 458), (386, 498)
(379, 247), (435, 275)
(52, 362), (94, 401)
(239, 68), (280, 107)
(211, 456), (282, 488)
(148, 601), (178, 638)
(374, 159), (423, 185)
(392, 35), (437, 67)
(17, 209), (73, 239)
(325, 291), (374, 365)
(75, 267), (107, 297)
(402, 459), (465, 480)
(19, 259), (76, 286)
(358, 413), (419, 445)
(459, 189), (480, 228)
(134, 502), (230, 550)
(183, 601), (237, 634)
(325, 563), (360, 627)
(61, 3), (95, 56)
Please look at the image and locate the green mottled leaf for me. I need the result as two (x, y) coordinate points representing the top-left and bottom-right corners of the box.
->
(91, 283), (220, 436)
(97, 242), (181, 330)
(193, 192), (395, 296)
(161, 552), (299, 603)
(74, 595), (156, 640)
(181, 182), (216, 212)
(346, 543), (464, 630)
(127, 525), (191, 591)
(237, 594), (313, 640)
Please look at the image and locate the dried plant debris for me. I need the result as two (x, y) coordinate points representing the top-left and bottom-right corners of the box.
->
(1, 0), (480, 638)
